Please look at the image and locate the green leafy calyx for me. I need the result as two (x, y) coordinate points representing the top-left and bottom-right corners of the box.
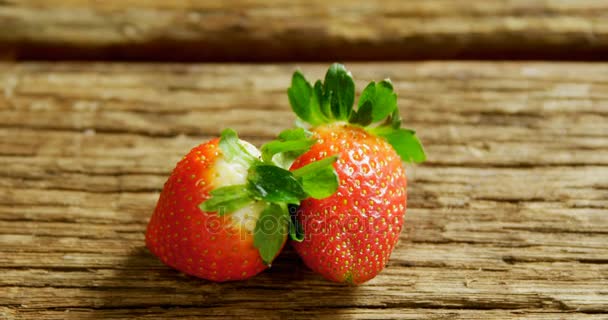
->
(287, 63), (426, 163)
(253, 203), (290, 265)
(199, 128), (339, 265)
(260, 128), (316, 168)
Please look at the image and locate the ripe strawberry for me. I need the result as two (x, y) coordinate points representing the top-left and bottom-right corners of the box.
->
(146, 129), (339, 282)
(290, 124), (408, 284)
(268, 64), (426, 284)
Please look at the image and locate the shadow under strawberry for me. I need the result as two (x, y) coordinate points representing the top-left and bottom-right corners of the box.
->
(83, 245), (358, 319)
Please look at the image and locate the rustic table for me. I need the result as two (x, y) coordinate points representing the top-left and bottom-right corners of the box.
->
(1, 62), (607, 319)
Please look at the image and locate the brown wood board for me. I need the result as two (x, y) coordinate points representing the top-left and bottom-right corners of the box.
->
(1, 1), (608, 61)
(0, 62), (607, 319)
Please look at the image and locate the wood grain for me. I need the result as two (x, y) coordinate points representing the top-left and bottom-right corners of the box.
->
(0, 62), (607, 319)
(1, 1), (608, 61)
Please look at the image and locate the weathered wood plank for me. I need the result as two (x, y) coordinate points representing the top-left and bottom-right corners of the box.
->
(0, 62), (607, 319)
(1, 1), (608, 61)
(3, 307), (608, 320)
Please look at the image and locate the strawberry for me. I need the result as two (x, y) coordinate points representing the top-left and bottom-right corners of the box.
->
(146, 129), (339, 282)
(265, 64), (426, 284)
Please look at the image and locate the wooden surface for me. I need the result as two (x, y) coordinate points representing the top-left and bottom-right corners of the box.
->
(1, 0), (608, 61)
(1, 62), (607, 319)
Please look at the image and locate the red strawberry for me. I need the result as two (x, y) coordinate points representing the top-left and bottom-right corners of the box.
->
(291, 124), (407, 284)
(270, 64), (426, 284)
(146, 129), (339, 282)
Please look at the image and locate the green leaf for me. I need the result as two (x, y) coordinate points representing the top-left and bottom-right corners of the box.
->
(288, 72), (329, 126)
(389, 108), (402, 129)
(218, 128), (256, 165)
(287, 204), (304, 242)
(292, 156), (339, 199)
(358, 81), (376, 106)
(248, 165), (308, 204)
(313, 80), (331, 121)
(261, 140), (316, 165)
(254, 203), (289, 265)
(324, 63), (355, 121)
(374, 128), (426, 163)
(287, 71), (314, 124)
(350, 100), (373, 126)
(289, 217), (305, 242)
(299, 166), (339, 199)
(199, 184), (253, 215)
(277, 127), (309, 141)
(358, 80), (397, 122)
(260, 128), (316, 167)
(291, 155), (337, 178)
